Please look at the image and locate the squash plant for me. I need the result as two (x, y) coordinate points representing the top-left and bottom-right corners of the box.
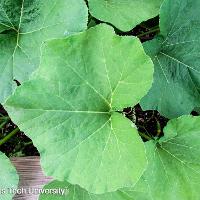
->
(0, 0), (87, 103)
(39, 115), (200, 200)
(88, 0), (163, 31)
(0, 0), (200, 200)
(141, 0), (200, 118)
(5, 24), (154, 194)
(0, 0), (88, 199)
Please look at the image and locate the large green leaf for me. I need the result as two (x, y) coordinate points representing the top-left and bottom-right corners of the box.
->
(5, 24), (153, 194)
(139, 115), (200, 200)
(40, 116), (200, 200)
(0, 0), (88, 103)
(39, 180), (150, 200)
(0, 151), (19, 200)
(141, 0), (200, 118)
(88, 0), (163, 31)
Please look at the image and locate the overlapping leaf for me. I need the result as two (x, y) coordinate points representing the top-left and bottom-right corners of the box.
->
(141, 0), (200, 118)
(39, 180), (150, 200)
(88, 0), (162, 31)
(0, 152), (19, 200)
(5, 24), (153, 194)
(138, 115), (200, 200)
(0, 0), (88, 103)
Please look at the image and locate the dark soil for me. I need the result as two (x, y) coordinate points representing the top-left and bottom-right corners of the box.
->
(124, 104), (169, 142)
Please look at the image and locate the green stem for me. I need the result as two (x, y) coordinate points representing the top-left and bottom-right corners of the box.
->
(0, 121), (7, 130)
(156, 118), (162, 137)
(137, 27), (160, 38)
(0, 117), (10, 128)
(24, 141), (33, 146)
(0, 127), (19, 146)
(0, 116), (10, 121)
(138, 131), (153, 141)
(149, 25), (159, 30)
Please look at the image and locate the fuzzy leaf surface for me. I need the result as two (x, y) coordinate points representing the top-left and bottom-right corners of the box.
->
(0, 152), (19, 200)
(5, 24), (153, 194)
(0, 0), (88, 103)
(141, 0), (200, 118)
(139, 115), (200, 200)
(88, 0), (162, 31)
(39, 180), (150, 200)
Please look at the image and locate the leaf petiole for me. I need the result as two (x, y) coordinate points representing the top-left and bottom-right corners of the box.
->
(0, 127), (20, 146)
(136, 27), (160, 38)
(138, 131), (154, 141)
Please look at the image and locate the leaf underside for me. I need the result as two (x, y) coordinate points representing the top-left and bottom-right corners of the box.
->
(0, 0), (88, 103)
(141, 0), (200, 118)
(88, 0), (162, 31)
(5, 24), (153, 194)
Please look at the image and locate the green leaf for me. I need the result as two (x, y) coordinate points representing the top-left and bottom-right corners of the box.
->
(39, 180), (150, 200)
(0, 151), (19, 200)
(138, 115), (200, 200)
(0, 24), (10, 33)
(141, 0), (200, 118)
(88, 0), (163, 31)
(5, 24), (153, 194)
(0, 0), (88, 103)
